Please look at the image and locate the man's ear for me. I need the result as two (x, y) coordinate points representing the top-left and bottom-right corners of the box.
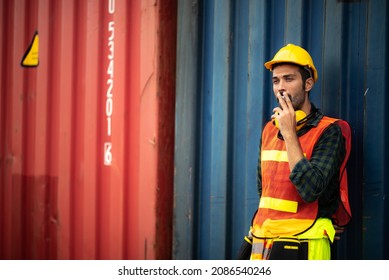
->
(305, 77), (314, 92)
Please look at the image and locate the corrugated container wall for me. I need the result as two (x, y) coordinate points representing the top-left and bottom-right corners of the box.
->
(174, 0), (388, 259)
(0, 0), (177, 259)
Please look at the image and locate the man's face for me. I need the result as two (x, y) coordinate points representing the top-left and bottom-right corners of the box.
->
(271, 64), (306, 111)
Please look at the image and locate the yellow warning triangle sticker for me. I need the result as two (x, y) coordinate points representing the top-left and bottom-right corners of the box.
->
(21, 31), (39, 67)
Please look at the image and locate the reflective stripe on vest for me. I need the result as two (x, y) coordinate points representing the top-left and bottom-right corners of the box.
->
(261, 150), (288, 162)
(259, 197), (298, 213)
(261, 150), (307, 162)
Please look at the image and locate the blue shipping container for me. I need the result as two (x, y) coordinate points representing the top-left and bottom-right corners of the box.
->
(174, 0), (388, 260)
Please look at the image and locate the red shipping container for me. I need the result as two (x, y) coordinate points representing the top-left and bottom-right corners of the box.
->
(0, 0), (176, 260)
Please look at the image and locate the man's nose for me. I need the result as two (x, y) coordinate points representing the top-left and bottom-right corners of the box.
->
(278, 79), (286, 91)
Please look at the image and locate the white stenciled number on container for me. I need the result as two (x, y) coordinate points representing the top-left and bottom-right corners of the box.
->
(107, 21), (114, 136)
(104, 0), (115, 166)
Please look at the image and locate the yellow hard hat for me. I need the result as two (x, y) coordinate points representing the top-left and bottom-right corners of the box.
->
(264, 44), (318, 82)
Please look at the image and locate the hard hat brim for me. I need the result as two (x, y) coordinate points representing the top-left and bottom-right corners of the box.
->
(263, 60), (318, 82)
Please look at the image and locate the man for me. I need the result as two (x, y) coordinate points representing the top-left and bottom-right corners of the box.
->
(243, 44), (352, 260)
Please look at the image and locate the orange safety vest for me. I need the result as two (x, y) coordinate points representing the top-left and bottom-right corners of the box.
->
(252, 116), (352, 238)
